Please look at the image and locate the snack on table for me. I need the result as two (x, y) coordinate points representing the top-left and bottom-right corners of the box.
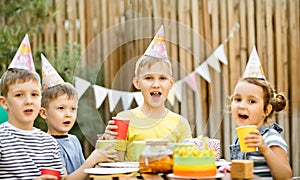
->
(173, 145), (217, 177)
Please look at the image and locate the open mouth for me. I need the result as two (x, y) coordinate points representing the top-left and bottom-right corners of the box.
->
(63, 121), (71, 125)
(238, 114), (249, 119)
(150, 91), (162, 97)
(24, 109), (33, 112)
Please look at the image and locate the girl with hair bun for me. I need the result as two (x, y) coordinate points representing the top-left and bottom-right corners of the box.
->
(230, 46), (292, 179)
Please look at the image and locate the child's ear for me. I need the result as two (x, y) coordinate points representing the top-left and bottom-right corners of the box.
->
(265, 104), (273, 116)
(0, 96), (8, 110)
(39, 108), (48, 119)
(132, 77), (140, 90)
(169, 77), (174, 89)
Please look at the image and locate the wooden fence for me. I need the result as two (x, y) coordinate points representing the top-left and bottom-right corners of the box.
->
(32, 0), (300, 176)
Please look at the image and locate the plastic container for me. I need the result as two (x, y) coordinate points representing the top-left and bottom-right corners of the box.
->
(139, 139), (173, 174)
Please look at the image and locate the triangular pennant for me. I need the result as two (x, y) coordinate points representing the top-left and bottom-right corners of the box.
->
(93, 85), (108, 109)
(108, 90), (122, 112)
(242, 46), (266, 80)
(41, 54), (65, 89)
(144, 25), (168, 59)
(167, 89), (175, 106)
(195, 62), (211, 82)
(184, 72), (197, 92)
(8, 34), (35, 72)
(75, 76), (91, 99)
(133, 92), (144, 106)
(121, 92), (134, 110)
(214, 44), (228, 65)
(172, 80), (183, 102)
(207, 54), (221, 73)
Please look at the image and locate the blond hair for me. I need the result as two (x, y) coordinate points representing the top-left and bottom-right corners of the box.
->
(41, 82), (78, 109)
(134, 55), (172, 77)
(0, 68), (41, 97)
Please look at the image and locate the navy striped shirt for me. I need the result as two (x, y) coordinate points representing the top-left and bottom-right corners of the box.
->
(0, 122), (64, 179)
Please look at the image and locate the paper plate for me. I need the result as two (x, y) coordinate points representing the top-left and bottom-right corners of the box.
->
(216, 160), (231, 167)
(98, 162), (139, 168)
(84, 167), (139, 175)
(168, 173), (224, 179)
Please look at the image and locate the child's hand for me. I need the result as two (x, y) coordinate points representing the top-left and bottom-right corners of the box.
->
(94, 143), (117, 162)
(244, 130), (269, 154)
(33, 175), (58, 180)
(103, 120), (118, 140)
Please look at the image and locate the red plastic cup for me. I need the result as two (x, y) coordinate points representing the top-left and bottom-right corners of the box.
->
(41, 168), (60, 180)
(112, 117), (130, 140)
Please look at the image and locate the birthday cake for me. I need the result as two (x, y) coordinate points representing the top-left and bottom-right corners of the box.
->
(173, 145), (217, 177)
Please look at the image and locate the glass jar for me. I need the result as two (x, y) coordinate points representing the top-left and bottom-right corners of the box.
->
(139, 139), (173, 174)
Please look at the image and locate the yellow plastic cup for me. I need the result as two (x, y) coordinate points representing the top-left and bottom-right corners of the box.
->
(236, 125), (257, 152)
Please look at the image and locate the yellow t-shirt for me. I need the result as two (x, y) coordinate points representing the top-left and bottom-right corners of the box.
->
(115, 107), (192, 161)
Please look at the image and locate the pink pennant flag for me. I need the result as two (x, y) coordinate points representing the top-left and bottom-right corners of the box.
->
(184, 72), (197, 92)
(8, 34), (35, 72)
(144, 25), (168, 59)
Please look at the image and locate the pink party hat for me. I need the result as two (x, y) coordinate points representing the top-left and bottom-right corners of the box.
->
(242, 46), (266, 80)
(41, 54), (64, 89)
(8, 34), (35, 72)
(144, 25), (168, 59)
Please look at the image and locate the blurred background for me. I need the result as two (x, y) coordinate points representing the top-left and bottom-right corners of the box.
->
(0, 0), (299, 176)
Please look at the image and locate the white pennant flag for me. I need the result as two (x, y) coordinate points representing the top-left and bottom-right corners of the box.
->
(133, 92), (144, 106)
(207, 54), (221, 73)
(121, 92), (134, 110)
(93, 85), (108, 109)
(108, 90), (122, 112)
(195, 62), (211, 82)
(214, 44), (228, 65)
(172, 80), (183, 102)
(75, 76), (91, 99)
(167, 89), (175, 106)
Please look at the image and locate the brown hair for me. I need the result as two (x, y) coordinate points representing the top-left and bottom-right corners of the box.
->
(41, 82), (78, 109)
(239, 77), (287, 120)
(134, 55), (172, 77)
(0, 68), (41, 97)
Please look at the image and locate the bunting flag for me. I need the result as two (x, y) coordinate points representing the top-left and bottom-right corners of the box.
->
(75, 76), (91, 99)
(133, 92), (144, 106)
(172, 80), (183, 102)
(214, 44), (228, 65)
(76, 23), (240, 112)
(121, 92), (134, 110)
(8, 34), (35, 72)
(108, 90), (122, 112)
(195, 62), (211, 82)
(184, 72), (197, 92)
(206, 54), (221, 73)
(93, 85), (109, 109)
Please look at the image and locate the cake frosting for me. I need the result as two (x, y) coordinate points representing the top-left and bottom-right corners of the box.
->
(173, 145), (217, 177)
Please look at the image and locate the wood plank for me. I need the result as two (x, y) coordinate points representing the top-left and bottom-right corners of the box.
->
(78, 0), (86, 60)
(55, 0), (66, 54)
(219, 0), (230, 160)
(67, 0), (77, 44)
(289, 0), (300, 175)
(247, 0), (255, 51)
(191, 0), (203, 137)
(239, 0), (247, 74)
(265, 0), (275, 85)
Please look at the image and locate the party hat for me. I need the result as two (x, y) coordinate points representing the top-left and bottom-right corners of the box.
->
(144, 25), (168, 59)
(242, 46), (266, 80)
(41, 54), (64, 90)
(8, 34), (35, 72)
